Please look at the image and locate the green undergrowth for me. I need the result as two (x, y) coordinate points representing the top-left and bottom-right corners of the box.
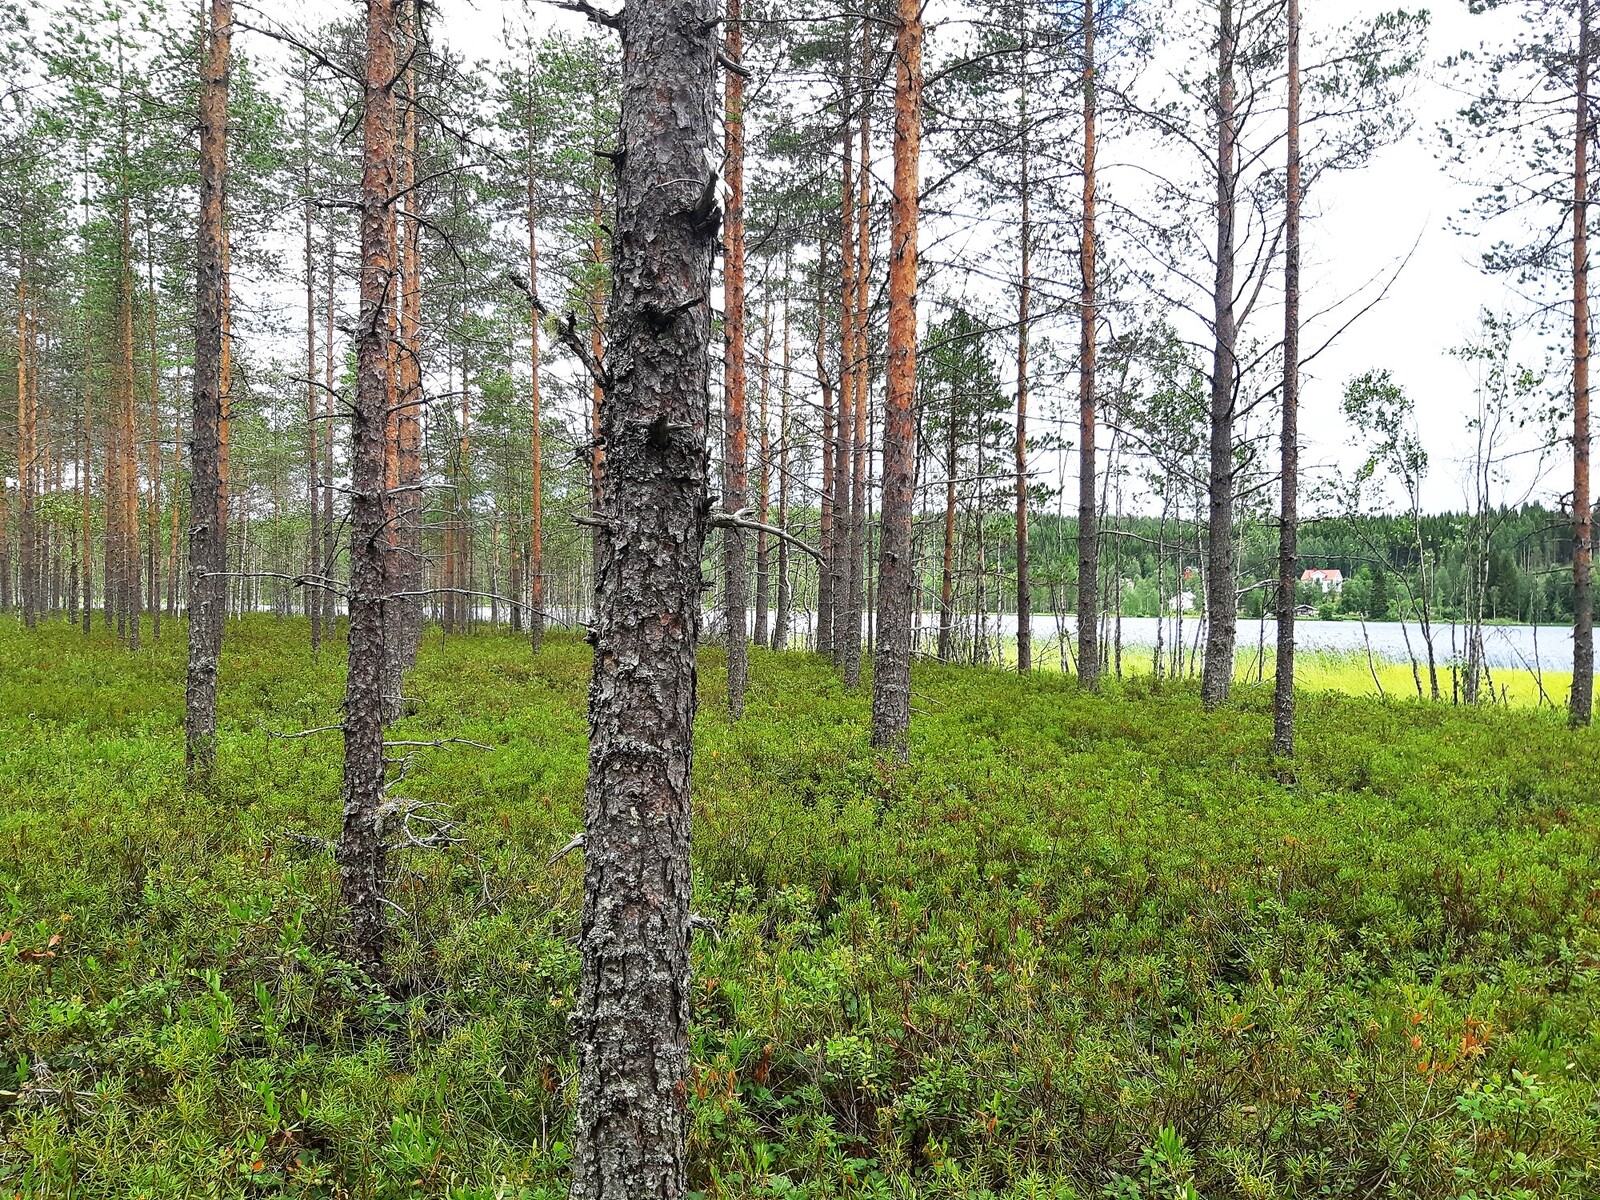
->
(1, 616), (1597, 1198)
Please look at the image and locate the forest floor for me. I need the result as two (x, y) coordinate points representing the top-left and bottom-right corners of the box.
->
(1, 617), (1597, 1199)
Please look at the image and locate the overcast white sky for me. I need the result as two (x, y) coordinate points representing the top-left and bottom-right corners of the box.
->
(260, 0), (1558, 515)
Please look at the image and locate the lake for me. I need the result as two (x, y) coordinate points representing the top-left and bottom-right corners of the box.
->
(767, 612), (1576, 673)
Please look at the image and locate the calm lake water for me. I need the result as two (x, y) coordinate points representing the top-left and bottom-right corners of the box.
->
(766, 613), (1576, 673)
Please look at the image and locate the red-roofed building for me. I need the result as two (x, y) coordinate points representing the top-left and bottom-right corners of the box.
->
(1300, 568), (1344, 594)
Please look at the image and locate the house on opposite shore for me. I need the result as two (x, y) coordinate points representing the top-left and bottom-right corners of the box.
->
(1300, 567), (1344, 594)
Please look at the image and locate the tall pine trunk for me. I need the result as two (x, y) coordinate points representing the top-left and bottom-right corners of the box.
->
(938, 398), (957, 663)
(337, 0), (400, 970)
(773, 286), (792, 651)
(722, 0), (750, 716)
(16, 277), (34, 630)
(870, 0), (921, 754)
(303, 76), (322, 655)
(83, 327), (95, 634)
(842, 30), (872, 690)
(832, 111), (855, 667)
(754, 293), (772, 648)
(322, 223), (337, 634)
(1076, 6), (1099, 691)
(395, 19), (424, 672)
(1272, 0), (1301, 756)
(119, 190), (141, 649)
(1572, 0), (1594, 727)
(1015, 18), (1032, 674)
(526, 74), (545, 650)
(186, 0), (231, 776)
(816, 229), (836, 655)
(567, 0), (716, 1189)
(145, 225), (162, 640)
(1201, 0), (1240, 710)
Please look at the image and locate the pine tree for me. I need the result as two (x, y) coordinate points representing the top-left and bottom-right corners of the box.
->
(186, 0), (232, 776)
(567, 0), (718, 1191)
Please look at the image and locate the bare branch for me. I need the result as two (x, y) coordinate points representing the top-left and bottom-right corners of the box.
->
(709, 507), (823, 562)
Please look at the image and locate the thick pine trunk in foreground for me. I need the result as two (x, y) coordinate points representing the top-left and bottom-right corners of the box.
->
(186, 0), (231, 776)
(1201, 0), (1240, 710)
(1272, 0), (1301, 756)
(723, 0), (750, 716)
(1076, 7), (1099, 692)
(870, 0), (921, 754)
(338, 0), (400, 970)
(568, 0), (716, 1191)
(1572, 0), (1594, 727)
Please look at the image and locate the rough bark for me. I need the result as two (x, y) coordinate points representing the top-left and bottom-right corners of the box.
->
(0, 440), (10, 616)
(119, 191), (141, 649)
(842, 29), (872, 691)
(816, 231), (836, 655)
(145, 226), (162, 640)
(722, 0), (750, 716)
(1573, 0), (1594, 727)
(567, 0), (716, 1190)
(1076, 5), (1099, 692)
(938, 395), (957, 663)
(832, 112), (855, 665)
(220, 224), (233, 619)
(1201, 0), (1240, 710)
(381, 90), (406, 700)
(870, 0), (921, 755)
(166, 375), (180, 618)
(186, 0), (231, 776)
(589, 185), (608, 590)
(527, 78), (546, 651)
(395, 19), (424, 671)
(16, 277), (34, 630)
(1272, 0), (1300, 756)
(754, 293), (772, 648)
(83, 329), (94, 633)
(322, 222), (337, 635)
(304, 80), (322, 655)
(773, 288), (792, 651)
(337, 0), (400, 971)
(1015, 22), (1032, 674)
